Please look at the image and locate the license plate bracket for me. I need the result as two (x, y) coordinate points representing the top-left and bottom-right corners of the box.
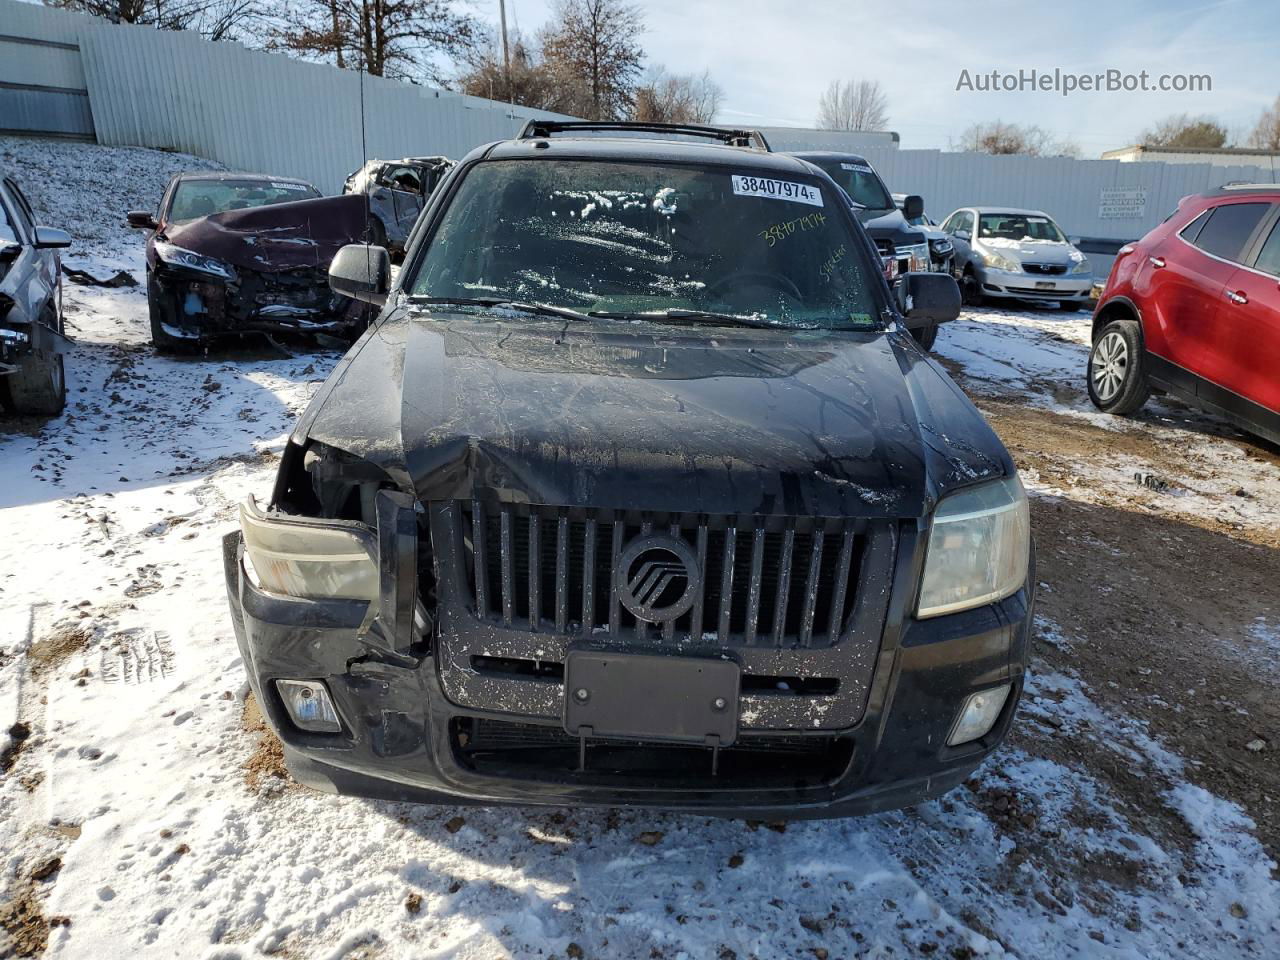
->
(563, 651), (740, 746)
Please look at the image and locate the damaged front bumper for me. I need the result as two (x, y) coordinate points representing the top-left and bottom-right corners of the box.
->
(0, 317), (72, 375)
(150, 263), (367, 343)
(223, 498), (1036, 818)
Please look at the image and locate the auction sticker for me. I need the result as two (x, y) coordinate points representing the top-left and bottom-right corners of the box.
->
(840, 162), (874, 174)
(271, 182), (310, 191)
(731, 175), (824, 207)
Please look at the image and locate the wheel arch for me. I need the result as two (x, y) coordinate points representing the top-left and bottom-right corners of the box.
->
(1091, 296), (1142, 343)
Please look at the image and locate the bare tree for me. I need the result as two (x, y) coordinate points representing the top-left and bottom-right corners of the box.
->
(1247, 95), (1280, 151)
(457, 32), (562, 110)
(953, 120), (1078, 157)
(46, 0), (262, 40)
(272, 0), (480, 83)
(539, 0), (644, 121)
(1138, 113), (1228, 149)
(632, 68), (722, 124)
(816, 79), (889, 131)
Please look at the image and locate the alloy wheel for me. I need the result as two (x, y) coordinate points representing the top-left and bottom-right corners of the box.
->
(1091, 331), (1128, 403)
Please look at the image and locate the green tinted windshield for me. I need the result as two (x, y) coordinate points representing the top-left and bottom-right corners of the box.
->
(408, 159), (882, 330)
(168, 179), (320, 223)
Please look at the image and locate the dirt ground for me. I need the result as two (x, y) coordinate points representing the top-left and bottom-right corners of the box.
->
(956, 375), (1280, 874)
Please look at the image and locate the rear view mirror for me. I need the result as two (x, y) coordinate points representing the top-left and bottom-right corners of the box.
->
(329, 243), (391, 305)
(34, 226), (72, 249)
(902, 195), (925, 221)
(897, 272), (961, 328)
(127, 210), (158, 230)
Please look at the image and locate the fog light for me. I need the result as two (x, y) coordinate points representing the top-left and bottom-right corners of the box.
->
(276, 679), (341, 733)
(947, 684), (1011, 746)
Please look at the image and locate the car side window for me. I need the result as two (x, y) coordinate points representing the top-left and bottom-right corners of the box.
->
(1189, 202), (1269, 263)
(0, 193), (18, 246)
(1178, 209), (1210, 244)
(3, 179), (34, 240)
(953, 211), (973, 236)
(1251, 213), (1280, 277)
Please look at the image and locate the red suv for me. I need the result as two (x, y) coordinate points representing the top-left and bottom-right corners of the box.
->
(1088, 184), (1280, 446)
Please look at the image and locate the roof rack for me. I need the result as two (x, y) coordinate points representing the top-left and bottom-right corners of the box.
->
(516, 120), (771, 151)
(1206, 182), (1280, 196)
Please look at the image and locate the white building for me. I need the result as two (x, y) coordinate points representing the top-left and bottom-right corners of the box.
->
(1102, 144), (1280, 171)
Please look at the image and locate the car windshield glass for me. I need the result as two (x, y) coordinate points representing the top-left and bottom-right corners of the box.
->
(805, 159), (894, 210)
(168, 179), (320, 223)
(409, 159), (882, 330)
(977, 213), (1065, 243)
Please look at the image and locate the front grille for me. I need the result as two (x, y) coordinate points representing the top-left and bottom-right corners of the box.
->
(1022, 263), (1068, 275)
(452, 717), (854, 787)
(1005, 285), (1072, 296)
(457, 502), (864, 648)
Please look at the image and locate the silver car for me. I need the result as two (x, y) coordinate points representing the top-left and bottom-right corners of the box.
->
(941, 206), (1092, 311)
(342, 156), (454, 257)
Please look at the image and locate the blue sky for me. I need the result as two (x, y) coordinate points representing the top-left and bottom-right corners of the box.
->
(487, 0), (1279, 154)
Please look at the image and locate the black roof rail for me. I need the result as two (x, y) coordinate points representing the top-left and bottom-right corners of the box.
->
(516, 119), (771, 151)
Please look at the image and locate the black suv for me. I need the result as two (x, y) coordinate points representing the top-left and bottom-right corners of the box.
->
(224, 122), (1034, 818)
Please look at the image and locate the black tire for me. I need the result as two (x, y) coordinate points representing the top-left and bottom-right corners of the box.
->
(1058, 299), (1084, 312)
(5, 352), (66, 416)
(961, 267), (983, 306)
(1087, 318), (1150, 415)
(910, 323), (939, 350)
(148, 276), (196, 354)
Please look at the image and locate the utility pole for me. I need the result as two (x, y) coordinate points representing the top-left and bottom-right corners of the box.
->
(498, 0), (511, 103)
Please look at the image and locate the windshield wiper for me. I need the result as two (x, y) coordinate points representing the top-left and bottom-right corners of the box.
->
(410, 296), (592, 323)
(588, 308), (801, 330)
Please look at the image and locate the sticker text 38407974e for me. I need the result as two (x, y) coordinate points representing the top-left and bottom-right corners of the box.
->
(731, 176), (824, 207)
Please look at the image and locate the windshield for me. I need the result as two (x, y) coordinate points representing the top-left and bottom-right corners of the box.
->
(977, 213), (1065, 243)
(805, 159), (894, 211)
(409, 159), (883, 330)
(167, 179), (321, 224)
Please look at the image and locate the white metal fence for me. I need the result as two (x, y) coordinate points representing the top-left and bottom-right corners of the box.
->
(842, 146), (1279, 244)
(5, 0), (1280, 240)
(1, 0), (571, 192)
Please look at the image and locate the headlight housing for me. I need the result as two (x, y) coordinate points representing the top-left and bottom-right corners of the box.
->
(979, 247), (1022, 273)
(239, 497), (378, 603)
(917, 475), (1030, 618)
(900, 242), (931, 272)
(1070, 256), (1091, 275)
(154, 240), (236, 280)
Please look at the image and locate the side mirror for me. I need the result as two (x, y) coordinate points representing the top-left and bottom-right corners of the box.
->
(897, 272), (961, 329)
(34, 226), (72, 249)
(127, 211), (158, 230)
(329, 243), (391, 305)
(954, 228), (970, 241)
(902, 195), (924, 221)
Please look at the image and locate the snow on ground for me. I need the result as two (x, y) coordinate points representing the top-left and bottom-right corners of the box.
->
(1, 137), (1278, 959)
(936, 304), (1280, 540)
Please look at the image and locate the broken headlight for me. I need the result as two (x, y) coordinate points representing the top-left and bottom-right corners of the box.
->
(917, 475), (1030, 619)
(154, 240), (235, 280)
(239, 497), (378, 603)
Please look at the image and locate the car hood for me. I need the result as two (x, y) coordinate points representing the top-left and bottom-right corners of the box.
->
(977, 237), (1079, 264)
(855, 207), (926, 247)
(161, 194), (367, 273)
(294, 308), (1011, 519)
